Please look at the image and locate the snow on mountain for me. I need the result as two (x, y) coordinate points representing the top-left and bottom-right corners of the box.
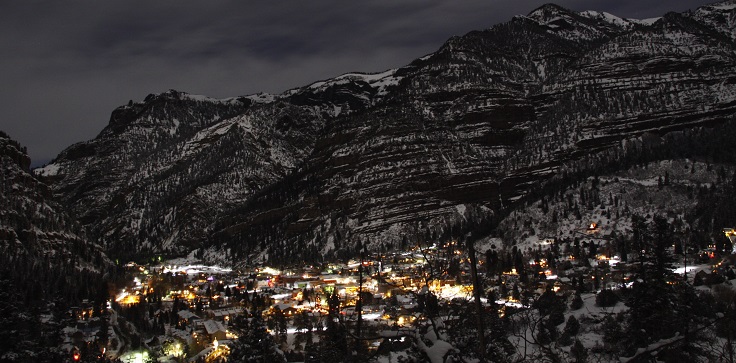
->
(304, 69), (404, 101)
(691, 0), (736, 41)
(34, 2), (736, 265)
(487, 159), (733, 253)
(578, 10), (637, 29)
(0, 131), (112, 293)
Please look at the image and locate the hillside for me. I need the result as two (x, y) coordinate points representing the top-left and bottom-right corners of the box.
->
(0, 131), (113, 362)
(487, 158), (736, 254)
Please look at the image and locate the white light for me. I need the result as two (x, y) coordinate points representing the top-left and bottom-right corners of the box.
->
(674, 266), (697, 274)
(363, 313), (381, 320)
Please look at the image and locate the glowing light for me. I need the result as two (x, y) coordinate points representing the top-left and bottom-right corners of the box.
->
(608, 256), (621, 266)
(261, 267), (281, 275)
(116, 292), (140, 305)
(121, 351), (150, 363)
(363, 313), (381, 320)
(674, 266), (698, 274)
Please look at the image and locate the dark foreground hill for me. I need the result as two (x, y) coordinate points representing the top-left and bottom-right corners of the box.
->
(0, 131), (113, 361)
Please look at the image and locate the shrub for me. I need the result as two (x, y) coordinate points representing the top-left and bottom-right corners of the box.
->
(570, 292), (584, 310)
(595, 289), (619, 307)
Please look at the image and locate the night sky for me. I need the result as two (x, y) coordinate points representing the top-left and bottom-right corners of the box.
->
(0, 0), (717, 166)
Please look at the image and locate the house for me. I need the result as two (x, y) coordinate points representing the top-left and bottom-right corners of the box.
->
(178, 310), (200, 325)
(202, 320), (227, 341)
(208, 307), (243, 322)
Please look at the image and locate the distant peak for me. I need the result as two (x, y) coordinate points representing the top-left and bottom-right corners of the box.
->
(528, 3), (572, 18)
(579, 10), (636, 29)
(531, 3), (566, 12)
(141, 90), (234, 105)
(525, 3), (581, 28)
(144, 89), (186, 102)
(702, 0), (736, 10)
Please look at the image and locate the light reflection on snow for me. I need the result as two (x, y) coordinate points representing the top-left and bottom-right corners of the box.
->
(362, 313), (382, 320)
(161, 264), (232, 275)
(674, 266), (698, 274)
(270, 293), (292, 300)
(496, 299), (525, 308)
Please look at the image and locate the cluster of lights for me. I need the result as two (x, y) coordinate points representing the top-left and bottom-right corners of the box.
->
(120, 350), (150, 363)
(116, 292), (141, 305)
(397, 315), (416, 326)
(164, 342), (184, 357)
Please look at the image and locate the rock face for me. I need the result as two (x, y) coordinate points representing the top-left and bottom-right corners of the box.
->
(0, 131), (111, 301)
(36, 2), (736, 264)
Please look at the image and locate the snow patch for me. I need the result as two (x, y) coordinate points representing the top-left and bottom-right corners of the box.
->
(305, 68), (402, 96)
(579, 10), (635, 28)
(243, 93), (277, 104)
(455, 204), (467, 220)
(35, 163), (61, 176)
(630, 17), (661, 25)
(181, 93), (243, 105)
(712, 2), (736, 10)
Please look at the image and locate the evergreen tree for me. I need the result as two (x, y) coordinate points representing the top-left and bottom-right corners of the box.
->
(447, 299), (513, 362)
(229, 313), (286, 363)
(617, 215), (713, 361)
(570, 339), (588, 363)
(318, 290), (348, 362)
(570, 292), (584, 310)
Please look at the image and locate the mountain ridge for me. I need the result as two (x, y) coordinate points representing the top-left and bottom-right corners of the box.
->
(34, 2), (736, 264)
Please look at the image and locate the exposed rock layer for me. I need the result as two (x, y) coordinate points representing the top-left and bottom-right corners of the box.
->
(36, 2), (736, 263)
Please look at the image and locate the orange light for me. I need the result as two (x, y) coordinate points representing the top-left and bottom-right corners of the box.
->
(73, 352), (81, 361)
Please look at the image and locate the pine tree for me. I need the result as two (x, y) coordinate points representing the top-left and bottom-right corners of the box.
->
(318, 290), (348, 362)
(618, 215), (712, 361)
(229, 313), (286, 363)
(570, 292), (584, 310)
(559, 315), (580, 346)
(570, 339), (588, 362)
(447, 299), (512, 362)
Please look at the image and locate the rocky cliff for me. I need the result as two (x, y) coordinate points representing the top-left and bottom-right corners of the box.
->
(1, 131), (111, 302)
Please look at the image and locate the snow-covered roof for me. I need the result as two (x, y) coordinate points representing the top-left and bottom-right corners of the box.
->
(202, 320), (226, 335)
(178, 310), (199, 320)
(211, 307), (242, 317)
(170, 329), (193, 344)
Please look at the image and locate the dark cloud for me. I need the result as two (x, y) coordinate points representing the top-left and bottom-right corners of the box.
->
(0, 0), (716, 166)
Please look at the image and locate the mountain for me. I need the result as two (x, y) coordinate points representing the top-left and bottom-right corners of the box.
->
(1, 131), (112, 298)
(36, 2), (736, 264)
(0, 131), (114, 361)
